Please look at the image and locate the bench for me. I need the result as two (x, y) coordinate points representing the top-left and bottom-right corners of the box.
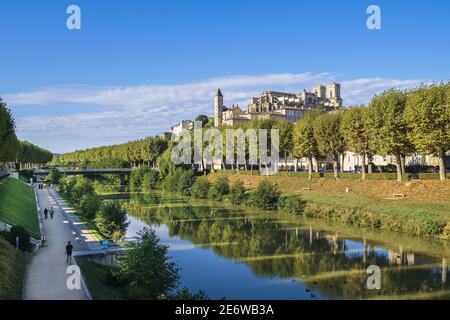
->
(393, 193), (405, 198)
(303, 187), (311, 191)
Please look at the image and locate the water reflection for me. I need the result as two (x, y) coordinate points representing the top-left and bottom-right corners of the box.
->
(120, 191), (450, 300)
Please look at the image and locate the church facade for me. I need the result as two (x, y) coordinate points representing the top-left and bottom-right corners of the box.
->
(214, 83), (343, 127)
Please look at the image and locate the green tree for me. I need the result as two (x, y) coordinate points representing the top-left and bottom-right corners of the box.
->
(248, 180), (281, 210)
(208, 176), (230, 201)
(0, 98), (19, 164)
(115, 228), (180, 299)
(195, 115), (209, 127)
(94, 201), (129, 240)
(292, 110), (322, 179)
(71, 177), (95, 205)
(176, 169), (196, 195)
(276, 120), (294, 171)
(45, 169), (62, 184)
(228, 179), (247, 205)
(190, 177), (210, 199)
(367, 89), (412, 181)
(405, 82), (450, 180)
(313, 112), (346, 179)
(341, 106), (374, 180)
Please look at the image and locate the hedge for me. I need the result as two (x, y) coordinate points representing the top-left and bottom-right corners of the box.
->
(417, 173), (446, 180)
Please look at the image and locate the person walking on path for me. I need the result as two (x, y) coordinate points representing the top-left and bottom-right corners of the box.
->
(65, 241), (73, 264)
(44, 207), (48, 219)
(50, 207), (54, 219)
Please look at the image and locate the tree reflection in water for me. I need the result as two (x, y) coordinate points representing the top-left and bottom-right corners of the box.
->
(121, 191), (450, 300)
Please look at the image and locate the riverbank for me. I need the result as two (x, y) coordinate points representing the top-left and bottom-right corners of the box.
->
(0, 178), (40, 238)
(207, 172), (450, 239)
(0, 237), (27, 299)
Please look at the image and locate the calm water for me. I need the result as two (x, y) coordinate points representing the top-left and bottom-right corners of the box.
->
(119, 191), (450, 300)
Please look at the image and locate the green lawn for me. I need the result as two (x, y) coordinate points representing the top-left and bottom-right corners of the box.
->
(0, 178), (40, 238)
(0, 237), (27, 299)
(301, 193), (450, 223)
(76, 256), (126, 300)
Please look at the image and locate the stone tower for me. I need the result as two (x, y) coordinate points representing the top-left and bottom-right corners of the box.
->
(214, 89), (223, 127)
(326, 82), (341, 99)
(326, 82), (342, 108)
(313, 85), (326, 99)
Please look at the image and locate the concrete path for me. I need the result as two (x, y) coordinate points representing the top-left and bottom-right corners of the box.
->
(23, 187), (90, 300)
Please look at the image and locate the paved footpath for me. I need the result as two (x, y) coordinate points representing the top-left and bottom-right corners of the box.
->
(23, 187), (90, 300)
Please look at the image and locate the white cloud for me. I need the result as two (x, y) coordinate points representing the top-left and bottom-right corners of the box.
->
(6, 72), (429, 153)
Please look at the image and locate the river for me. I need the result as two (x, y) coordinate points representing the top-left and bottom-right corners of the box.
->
(116, 191), (450, 300)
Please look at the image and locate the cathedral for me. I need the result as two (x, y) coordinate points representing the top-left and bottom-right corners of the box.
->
(214, 83), (343, 127)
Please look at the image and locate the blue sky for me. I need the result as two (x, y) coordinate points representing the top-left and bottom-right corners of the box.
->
(1, 0), (449, 153)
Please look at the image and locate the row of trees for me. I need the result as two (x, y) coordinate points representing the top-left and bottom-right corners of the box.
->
(293, 83), (450, 181)
(190, 84), (448, 181)
(53, 136), (168, 168)
(0, 98), (53, 167)
(53, 83), (449, 181)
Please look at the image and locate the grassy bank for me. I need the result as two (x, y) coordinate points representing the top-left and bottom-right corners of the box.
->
(208, 172), (450, 239)
(0, 178), (40, 238)
(0, 237), (27, 299)
(76, 256), (125, 300)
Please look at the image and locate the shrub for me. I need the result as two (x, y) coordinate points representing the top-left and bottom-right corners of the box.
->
(161, 172), (179, 192)
(94, 201), (130, 240)
(58, 175), (77, 196)
(45, 169), (62, 184)
(417, 173), (445, 180)
(130, 166), (152, 188)
(247, 180), (281, 210)
(228, 180), (247, 205)
(71, 177), (95, 205)
(114, 228), (180, 299)
(420, 220), (443, 236)
(208, 176), (230, 201)
(79, 194), (102, 219)
(7, 225), (31, 252)
(277, 195), (306, 214)
(141, 170), (160, 190)
(190, 177), (210, 199)
(177, 169), (196, 195)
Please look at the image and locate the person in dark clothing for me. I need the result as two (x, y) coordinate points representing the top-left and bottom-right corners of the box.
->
(44, 208), (48, 219)
(50, 207), (54, 219)
(65, 241), (74, 264)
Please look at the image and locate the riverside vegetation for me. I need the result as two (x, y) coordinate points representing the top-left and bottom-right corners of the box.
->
(49, 83), (450, 239)
(53, 173), (207, 300)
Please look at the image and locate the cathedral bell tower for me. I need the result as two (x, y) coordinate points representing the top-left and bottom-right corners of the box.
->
(214, 89), (224, 127)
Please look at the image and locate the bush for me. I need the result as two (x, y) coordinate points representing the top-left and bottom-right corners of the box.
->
(247, 180), (281, 210)
(228, 180), (247, 205)
(79, 194), (102, 219)
(130, 166), (152, 188)
(190, 177), (210, 199)
(58, 175), (77, 196)
(208, 176), (230, 201)
(71, 177), (95, 205)
(420, 220), (443, 236)
(417, 173), (445, 180)
(114, 228), (180, 299)
(161, 172), (179, 192)
(45, 169), (62, 185)
(94, 201), (130, 240)
(141, 170), (160, 190)
(7, 225), (31, 252)
(176, 170), (196, 195)
(277, 195), (306, 214)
